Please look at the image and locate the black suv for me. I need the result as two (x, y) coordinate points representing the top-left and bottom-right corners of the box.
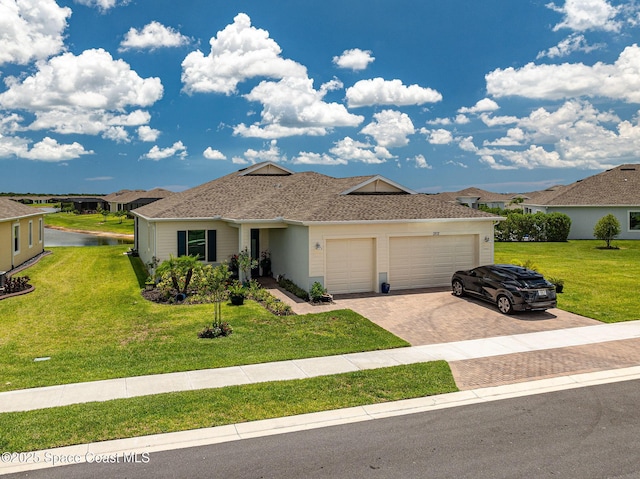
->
(451, 264), (557, 314)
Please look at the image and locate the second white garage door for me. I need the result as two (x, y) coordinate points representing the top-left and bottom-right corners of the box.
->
(389, 235), (477, 289)
(325, 238), (375, 294)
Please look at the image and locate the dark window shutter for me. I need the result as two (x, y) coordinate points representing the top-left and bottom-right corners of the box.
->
(207, 230), (217, 262)
(177, 230), (186, 256)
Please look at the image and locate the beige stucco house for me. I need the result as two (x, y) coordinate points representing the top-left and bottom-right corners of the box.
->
(132, 162), (499, 294)
(0, 198), (45, 273)
(522, 164), (640, 240)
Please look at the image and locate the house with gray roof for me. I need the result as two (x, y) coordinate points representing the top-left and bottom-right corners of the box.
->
(522, 164), (640, 240)
(103, 188), (173, 213)
(132, 162), (499, 294)
(433, 187), (521, 210)
(0, 198), (45, 273)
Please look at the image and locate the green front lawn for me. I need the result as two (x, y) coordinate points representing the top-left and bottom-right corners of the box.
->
(0, 246), (408, 392)
(495, 240), (640, 323)
(0, 362), (457, 452)
(45, 212), (134, 235)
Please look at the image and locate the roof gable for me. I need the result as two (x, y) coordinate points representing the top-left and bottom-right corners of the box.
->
(238, 161), (294, 176)
(340, 175), (415, 195)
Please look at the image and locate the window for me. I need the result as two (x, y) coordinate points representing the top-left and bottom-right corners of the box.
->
(629, 211), (640, 231)
(177, 230), (217, 261)
(28, 221), (33, 248)
(39, 218), (43, 243)
(13, 224), (19, 254)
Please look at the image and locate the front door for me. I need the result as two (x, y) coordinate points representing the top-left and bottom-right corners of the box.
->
(250, 229), (260, 277)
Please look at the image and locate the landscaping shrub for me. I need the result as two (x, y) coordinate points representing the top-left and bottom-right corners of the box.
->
(594, 213), (621, 249)
(2, 276), (31, 294)
(310, 281), (328, 302)
(277, 276), (310, 301)
(198, 322), (233, 338)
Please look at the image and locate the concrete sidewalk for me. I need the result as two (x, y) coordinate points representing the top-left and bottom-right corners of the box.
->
(2, 320), (640, 414)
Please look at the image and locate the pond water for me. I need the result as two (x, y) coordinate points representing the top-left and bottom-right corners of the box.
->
(45, 228), (133, 247)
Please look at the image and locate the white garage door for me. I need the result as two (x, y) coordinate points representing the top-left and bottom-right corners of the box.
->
(389, 235), (477, 289)
(325, 238), (375, 294)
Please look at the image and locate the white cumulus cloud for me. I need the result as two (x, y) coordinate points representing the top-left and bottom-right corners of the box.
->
(119, 21), (190, 51)
(20, 136), (93, 162)
(332, 48), (375, 71)
(138, 125), (160, 142)
(329, 137), (392, 164)
(0, 0), (71, 66)
(546, 0), (621, 32)
(0, 49), (163, 138)
(360, 110), (415, 148)
(346, 78), (442, 108)
(536, 33), (604, 59)
(181, 13), (307, 95)
(234, 76), (363, 138)
(486, 44), (640, 103)
(73, 0), (126, 12)
(203, 147), (226, 160)
(291, 151), (347, 165)
(141, 141), (187, 160)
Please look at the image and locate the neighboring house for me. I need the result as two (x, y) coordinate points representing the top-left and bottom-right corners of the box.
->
(132, 162), (498, 294)
(434, 188), (520, 210)
(104, 188), (173, 213)
(522, 164), (640, 240)
(57, 197), (108, 213)
(0, 198), (45, 273)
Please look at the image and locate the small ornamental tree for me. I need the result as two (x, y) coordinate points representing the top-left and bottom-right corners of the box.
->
(593, 213), (621, 249)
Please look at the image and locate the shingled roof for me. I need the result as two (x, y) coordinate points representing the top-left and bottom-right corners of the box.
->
(133, 163), (497, 223)
(103, 188), (173, 203)
(434, 187), (517, 204)
(0, 198), (45, 221)
(525, 164), (640, 206)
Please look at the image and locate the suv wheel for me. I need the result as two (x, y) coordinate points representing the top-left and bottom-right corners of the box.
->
(497, 295), (514, 314)
(452, 279), (464, 297)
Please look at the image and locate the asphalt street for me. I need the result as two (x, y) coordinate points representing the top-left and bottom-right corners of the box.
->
(7, 379), (640, 479)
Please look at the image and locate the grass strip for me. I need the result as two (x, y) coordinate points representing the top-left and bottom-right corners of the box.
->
(44, 212), (134, 236)
(0, 362), (456, 452)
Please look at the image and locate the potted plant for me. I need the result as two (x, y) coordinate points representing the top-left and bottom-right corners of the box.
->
(260, 250), (272, 277)
(144, 276), (155, 290)
(549, 277), (564, 293)
(228, 281), (246, 306)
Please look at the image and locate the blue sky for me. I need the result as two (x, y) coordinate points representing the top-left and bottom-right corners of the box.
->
(2, 0), (640, 194)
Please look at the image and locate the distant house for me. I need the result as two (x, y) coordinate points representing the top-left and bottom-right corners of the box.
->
(433, 187), (520, 210)
(522, 164), (640, 240)
(104, 188), (173, 213)
(57, 197), (108, 213)
(0, 198), (45, 273)
(132, 162), (498, 294)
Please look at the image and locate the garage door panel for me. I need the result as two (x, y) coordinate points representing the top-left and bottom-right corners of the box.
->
(326, 238), (375, 294)
(390, 235), (477, 289)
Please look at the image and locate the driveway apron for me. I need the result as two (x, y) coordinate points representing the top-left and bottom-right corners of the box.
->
(265, 283), (636, 389)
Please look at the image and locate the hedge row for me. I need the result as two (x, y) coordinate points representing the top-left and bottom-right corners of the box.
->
(495, 212), (571, 242)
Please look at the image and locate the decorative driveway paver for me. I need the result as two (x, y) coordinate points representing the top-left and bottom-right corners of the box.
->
(263, 280), (638, 388)
(265, 282), (598, 346)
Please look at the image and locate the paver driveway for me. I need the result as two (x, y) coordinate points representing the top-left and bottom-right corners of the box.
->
(276, 286), (599, 346)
